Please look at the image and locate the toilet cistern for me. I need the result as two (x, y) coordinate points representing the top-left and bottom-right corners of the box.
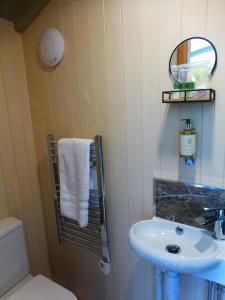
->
(0, 217), (77, 300)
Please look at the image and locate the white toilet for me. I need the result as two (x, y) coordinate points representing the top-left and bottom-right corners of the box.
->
(0, 217), (77, 300)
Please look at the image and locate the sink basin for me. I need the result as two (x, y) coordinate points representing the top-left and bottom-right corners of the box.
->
(129, 217), (219, 274)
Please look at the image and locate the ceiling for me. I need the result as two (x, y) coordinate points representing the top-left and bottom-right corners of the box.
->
(0, 0), (49, 32)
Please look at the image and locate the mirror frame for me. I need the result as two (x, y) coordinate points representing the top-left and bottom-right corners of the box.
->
(169, 36), (218, 83)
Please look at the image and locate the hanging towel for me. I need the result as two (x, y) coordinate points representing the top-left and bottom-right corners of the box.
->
(58, 138), (93, 227)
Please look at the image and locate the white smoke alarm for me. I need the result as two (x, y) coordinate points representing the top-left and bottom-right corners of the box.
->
(39, 28), (64, 67)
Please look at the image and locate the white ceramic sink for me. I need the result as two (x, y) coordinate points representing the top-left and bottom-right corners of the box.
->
(129, 217), (219, 274)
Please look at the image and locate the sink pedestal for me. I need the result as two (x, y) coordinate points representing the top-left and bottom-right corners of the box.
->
(155, 267), (163, 300)
(165, 271), (180, 300)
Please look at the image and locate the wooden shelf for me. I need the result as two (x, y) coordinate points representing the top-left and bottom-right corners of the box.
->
(162, 88), (215, 104)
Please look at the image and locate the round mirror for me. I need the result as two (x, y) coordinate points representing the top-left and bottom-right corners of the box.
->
(169, 37), (217, 85)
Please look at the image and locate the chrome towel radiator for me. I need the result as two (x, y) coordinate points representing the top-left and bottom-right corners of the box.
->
(47, 134), (111, 274)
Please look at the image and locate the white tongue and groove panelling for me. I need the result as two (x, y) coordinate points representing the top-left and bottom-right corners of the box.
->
(23, 0), (225, 299)
(0, 18), (50, 277)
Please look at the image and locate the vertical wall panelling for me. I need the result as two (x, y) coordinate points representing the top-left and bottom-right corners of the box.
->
(61, 2), (83, 138)
(202, 0), (225, 187)
(140, 0), (160, 222)
(159, 0), (183, 180)
(12, 29), (51, 276)
(1, 20), (44, 274)
(0, 59), (22, 219)
(47, 7), (72, 138)
(178, 0), (207, 183)
(104, 0), (131, 299)
(74, 0), (97, 138)
(140, 0), (160, 298)
(0, 18), (50, 276)
(23, 13), (61, 269)
(74, 1), (107, 298)
(88, 1), (114, 299)
(121, 0), (146, 299)
(0, 157), (9, 219)
(22, 0), (225, 299)
(121, 0), (143, 226)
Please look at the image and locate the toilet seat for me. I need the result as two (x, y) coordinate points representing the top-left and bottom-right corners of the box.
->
(3, 275), (77, 300)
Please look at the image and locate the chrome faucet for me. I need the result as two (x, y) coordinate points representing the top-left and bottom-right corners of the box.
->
(197, 204), (225, 240)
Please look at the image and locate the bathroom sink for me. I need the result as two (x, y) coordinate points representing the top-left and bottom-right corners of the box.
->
(129, 217), (219, 274)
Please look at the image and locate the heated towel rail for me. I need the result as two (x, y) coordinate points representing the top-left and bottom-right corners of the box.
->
(47, 134), (111, 274)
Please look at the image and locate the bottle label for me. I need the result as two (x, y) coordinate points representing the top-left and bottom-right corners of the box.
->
(180, 134), (196, 156)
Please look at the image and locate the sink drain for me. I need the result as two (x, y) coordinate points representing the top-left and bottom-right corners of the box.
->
(166, 244), (181, 254)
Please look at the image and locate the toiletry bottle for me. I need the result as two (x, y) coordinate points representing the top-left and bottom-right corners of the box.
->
(177, 68), (186, 99)
(173, 81), (181, 100)
(186, 69), (196, 99)
(185, 82), (195, 99)
(180, 119), (196, 159)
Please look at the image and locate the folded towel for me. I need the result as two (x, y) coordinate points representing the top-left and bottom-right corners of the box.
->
(58, 138), (93, 227)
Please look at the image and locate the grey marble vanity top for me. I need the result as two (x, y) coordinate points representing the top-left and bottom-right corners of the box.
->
(154, 178), (225, 231)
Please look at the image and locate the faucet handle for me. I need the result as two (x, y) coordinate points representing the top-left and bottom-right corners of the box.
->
(197, 203), (225, 240)
(200, 203), (225, 212)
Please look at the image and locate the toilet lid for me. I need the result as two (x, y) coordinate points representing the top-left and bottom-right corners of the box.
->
(5, 275), (77, 300)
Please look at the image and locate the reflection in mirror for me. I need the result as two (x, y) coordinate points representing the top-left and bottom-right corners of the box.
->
(169, 37), (217, 89)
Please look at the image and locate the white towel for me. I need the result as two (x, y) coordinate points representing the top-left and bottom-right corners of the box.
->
(58, 138), (93, 227)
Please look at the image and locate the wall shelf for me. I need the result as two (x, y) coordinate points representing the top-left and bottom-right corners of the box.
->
(162, 88), (215, 104)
